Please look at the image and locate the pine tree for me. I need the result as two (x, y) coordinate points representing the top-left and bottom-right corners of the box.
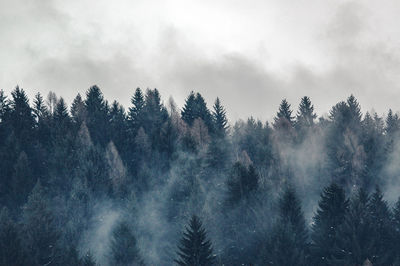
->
(109, 221), (143, 266)
(109, 100), (127, 152)
(128, 88), (145, 132)
(310, 183), (349, 265)
(84, 85), (109, 145)
(181, 91), (197, 127)
(367, 187), (393, 265)
(70, 93), (86, 126)
(261, 187), (308, 265)
(10, 86), (35, 147)
(212, 97), (228, 137)
(22, 180), (61, 266)
(181, 91), (213, 132)
(0, 207), (25, 266)
(175, 215), (215, 266)
(53, 97), (71, 135)
(333, 188), (374, 265)
(385, 109), (399, 136)
(273, 99), (294, 129)
(295, 96), (316, 139)
(32, 92), (48, 123)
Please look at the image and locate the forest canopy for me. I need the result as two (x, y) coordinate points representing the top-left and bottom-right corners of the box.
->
(1, 86), (400, 265)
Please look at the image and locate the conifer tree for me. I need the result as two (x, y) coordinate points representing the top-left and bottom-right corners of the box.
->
(128, 88), (145, 131)
(32, 92), (48, 123)
(10, 86), (35, 146)
(175, 215), (215, 266)
(273, 99), (294, 129)
(367, 187), (393, 265)
(212, 97), (228, 137)
(181, 91), (213, 132)
(84, 85), (109, 145)
(109, 221), (143, 266)
(71, 93), (86, 126)
(333, 188), (374, 265)
(295, 96), (316, 140)
(261, 187), (308, 265)
(310, 183), (349, 265)
(181, 91), (197, 126)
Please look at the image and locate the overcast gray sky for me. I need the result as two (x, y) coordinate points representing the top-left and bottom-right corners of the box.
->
(1, 0), (400, 121)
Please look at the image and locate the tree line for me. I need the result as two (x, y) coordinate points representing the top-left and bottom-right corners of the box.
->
(0, 85), (400, 265)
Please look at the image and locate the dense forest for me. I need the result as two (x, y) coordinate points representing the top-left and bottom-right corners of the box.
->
(1, 85), (400, 265)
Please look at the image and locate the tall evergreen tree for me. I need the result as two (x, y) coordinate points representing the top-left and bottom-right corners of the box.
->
(128, 88), (145, 132)
(84, 85), (109, 146)
(70, 93), (86, 126)
(181, 91), (213, 132)
(212, 97), (228, 137)
(10, 86), (35, 147)
(310, 183), (349, 265)
(109, 221), (143, 266)
(261, 187), (308, 265)
(175, 215), (215, 266)
(367, 187), (393, 265)
(295, 96), (316, 140)
(333, 188), (374, 265)
(273, 99), (294, 129)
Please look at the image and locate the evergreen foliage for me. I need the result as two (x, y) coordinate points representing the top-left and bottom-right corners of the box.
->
(175, 215), (215, 266)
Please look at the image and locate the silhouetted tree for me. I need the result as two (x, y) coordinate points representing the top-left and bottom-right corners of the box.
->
(310, 183), (349, 265)
(212, 97), (228, 137)
(175, 215), (215, 266)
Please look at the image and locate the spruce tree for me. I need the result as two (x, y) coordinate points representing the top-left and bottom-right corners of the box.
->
(84, 85), (109, 145)
(128, 87), (145, 132)
(109, 221), (143, 266)
(296, 96), (316, 128)
(70, 93), (86, 126)
(273, 99), (294, 129)
(333, 188), (374, 265)
(181, 91), (197, 126)
(175, 215), (215, 266)
(261, 187), (308, 265)
(367, 187), (393, 265)
(310, 183), (349, 265)
(10, 86), (35, 147)
(212, 97), (228, 137)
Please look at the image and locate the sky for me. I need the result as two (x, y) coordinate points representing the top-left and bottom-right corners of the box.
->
(1, 0), (400, 121)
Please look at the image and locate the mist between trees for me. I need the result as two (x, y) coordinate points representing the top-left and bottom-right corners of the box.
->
(1, 85), (400, 265)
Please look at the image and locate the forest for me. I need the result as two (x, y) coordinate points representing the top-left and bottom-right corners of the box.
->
(1, 85), (400, 266)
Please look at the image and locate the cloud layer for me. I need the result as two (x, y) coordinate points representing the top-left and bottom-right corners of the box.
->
(1, 0), (400, 121)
